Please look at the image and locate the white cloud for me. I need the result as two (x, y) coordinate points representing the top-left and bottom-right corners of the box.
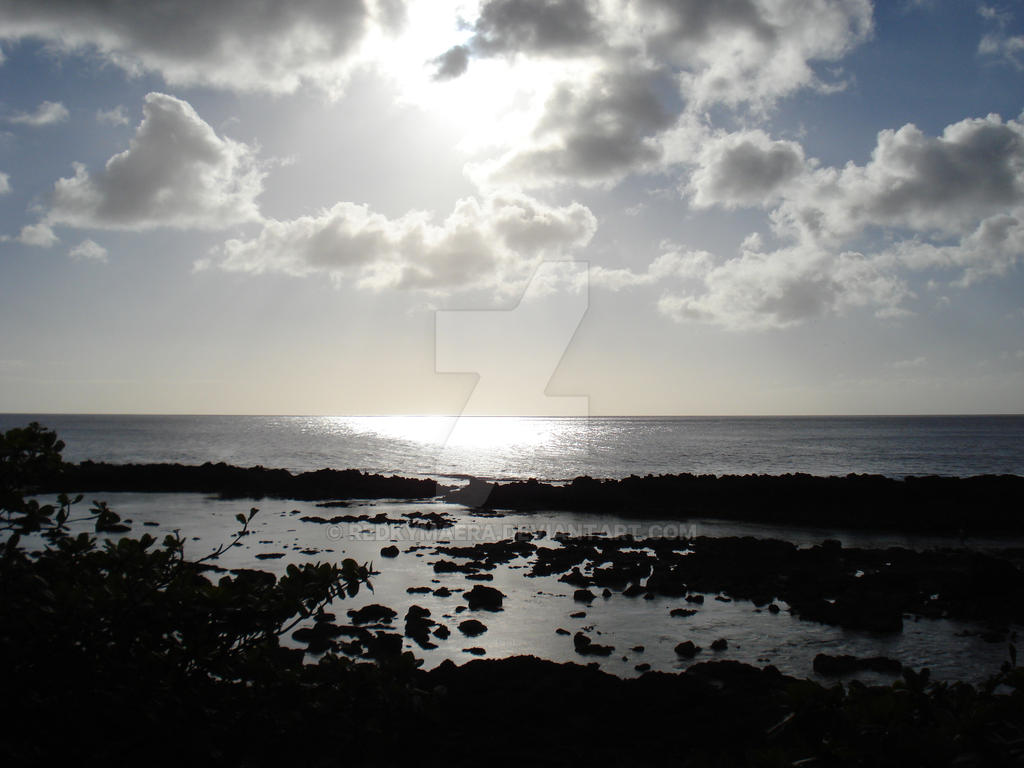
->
(612, 112), (1024, 330)
(772, 115), (1024, 242)
(210, 192), (596, 295)
(68, 238), (108, 263)
(17, 222), (58, 247)
(7, 100), (69, 126)
(39, 92), (263, 232)
(979, 33), (1024, 69)
(96, 105), (131, 126)
(655, 243), (910, 330)
(0, 171), (9, 194)
(0, 0), (403, 95)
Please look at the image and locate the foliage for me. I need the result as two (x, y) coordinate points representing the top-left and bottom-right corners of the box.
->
(0, 423), (421, 767)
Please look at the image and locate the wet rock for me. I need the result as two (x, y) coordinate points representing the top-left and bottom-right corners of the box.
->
(404, 605), (437, 649)
(555, 628), (570, 636)
(570, 611), (586, 619)
(634, 663), (651, 673)
(670, 608), (697, 618)
(675, 641), (701, 658)
(463, 647), (486, 655)
(433, 625), (451, 640)
(465, 573), (494, 581)
(464, 584), (505, 611)
(380, 545), (400, 558)
(255, 552), (285, 560)
(631, 645), (645, 653)
(686, 594), (705, 604)
(622, 583), (645, 598)
(347, 604), (397, 624)
(602, 588), (612, 599)
(768, 603), (781, 614)
(458, 619), (488, 637)
(406, 586), (432, 594)
(711, 638), (728, 652)
(573, 632), (614, 657)
(433, 586), (452, 597)
(574, 589), (597, 603)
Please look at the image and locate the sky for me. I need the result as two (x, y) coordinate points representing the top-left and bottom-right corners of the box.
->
(1, 0), (1023, 416)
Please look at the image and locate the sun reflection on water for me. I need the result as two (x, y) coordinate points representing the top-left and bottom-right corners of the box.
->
(334, 415), (575, 451)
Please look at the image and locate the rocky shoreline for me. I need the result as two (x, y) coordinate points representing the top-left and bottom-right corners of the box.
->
(47, 460), (1024, 535)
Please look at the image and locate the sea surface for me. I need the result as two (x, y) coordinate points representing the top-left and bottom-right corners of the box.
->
(2, 413), (1024, 480)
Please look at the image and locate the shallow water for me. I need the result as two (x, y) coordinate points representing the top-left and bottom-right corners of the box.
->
(28, 492), (1020, 685)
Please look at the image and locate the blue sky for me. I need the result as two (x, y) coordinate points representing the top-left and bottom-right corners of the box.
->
(1, 0), (1023, 415)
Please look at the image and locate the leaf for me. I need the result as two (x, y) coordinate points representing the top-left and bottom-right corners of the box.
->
(236, 513), (247, 526)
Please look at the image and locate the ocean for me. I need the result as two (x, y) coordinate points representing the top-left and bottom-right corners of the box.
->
(2, 413), (1023, 479)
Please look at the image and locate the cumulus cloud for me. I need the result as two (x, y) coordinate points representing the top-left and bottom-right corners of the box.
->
(209, 192), (596, 294)
(17, 222), (58, 247)
(0, 171), (9, 194)
(7, 100), (68, 126)
(656, 243), (910, 330)
(96, 105), (131, 126)
(452, 0), (872, 189)
(0, 0), (402, 94)
(771, 114), (1024, 243)
(607, 113), (1024, 330)
(479, 65), (679, 187)
(470, 0), (602, 57)
(68, 239), (108, 263)
(635, 0), (873, 110)
(37, 92), (263, 232)
(688, 130), (807, 208)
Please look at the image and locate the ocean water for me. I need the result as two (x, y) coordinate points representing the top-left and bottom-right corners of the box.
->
(2, 413), (1023, 480)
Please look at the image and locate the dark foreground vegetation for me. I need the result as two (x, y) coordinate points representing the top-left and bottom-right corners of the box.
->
(3, 423), (1024, 767)
(46, 457), (1024, 534)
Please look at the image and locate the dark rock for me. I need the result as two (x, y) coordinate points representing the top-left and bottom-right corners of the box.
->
(555, 628), (570, 636)
(347, 604), (397, 624)
(380, 545), (400, 558)
(631, 645), (645, 653)
(711, 638), (728, 652)
(433, 587), (452, 597)
(675, 641), (701, 658)
(464, 585), (505, 611)
(573, 632), (614, 657)
(570, 611), (586, 619)
(670, 608), (697, 618)
(634, 663), (651, 672)
(406, 586), (432, 594)
(433, 625), (451, 640)
(255, 552), (285, 560)
(458, 619), (488, 637)
(463, 647), (486, 655)
(574, 589), (597, 603)
(686, 594), (705, 604)
(768, 603), (781, 614)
